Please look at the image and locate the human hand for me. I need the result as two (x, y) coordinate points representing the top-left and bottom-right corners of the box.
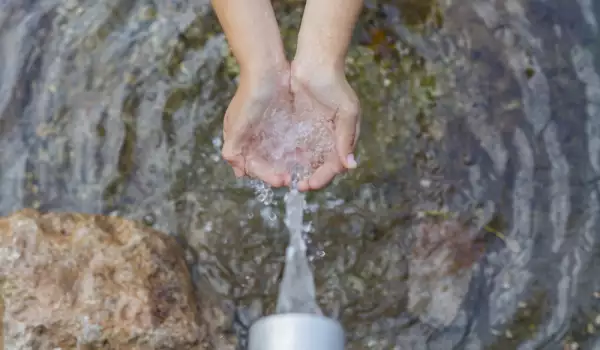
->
(288, 60), (361, 191)
(221, 65), (293, 187)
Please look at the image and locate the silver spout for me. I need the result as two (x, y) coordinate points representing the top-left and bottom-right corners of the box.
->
(248, 313), (345, 350)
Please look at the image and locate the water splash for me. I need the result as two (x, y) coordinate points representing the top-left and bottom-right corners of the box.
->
(252, 96), (335, 176)
(276, 167), (322, 315)
(250, 180), (275, 206)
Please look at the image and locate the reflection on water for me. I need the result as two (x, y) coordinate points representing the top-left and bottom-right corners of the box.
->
(1, 0), (600, 348)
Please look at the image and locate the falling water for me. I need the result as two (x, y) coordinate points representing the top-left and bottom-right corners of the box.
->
(275, 169), (322, 315)
(1, 0), (600, 348)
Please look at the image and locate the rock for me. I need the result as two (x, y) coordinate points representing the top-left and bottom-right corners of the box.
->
(0, 209), (205, 349)
(408, 219), (483, 328)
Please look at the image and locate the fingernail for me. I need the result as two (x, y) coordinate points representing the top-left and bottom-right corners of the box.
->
(346, 154), (358, 169)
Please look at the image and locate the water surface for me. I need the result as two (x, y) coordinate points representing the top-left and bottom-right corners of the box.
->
(1, 0), (600, 349)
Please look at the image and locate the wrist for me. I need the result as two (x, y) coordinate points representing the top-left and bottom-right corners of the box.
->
(240, 58), (290, 94)
(294, 0), (362, 75)
(293, 49), (346, 77)
(238, 45), (287, 79)
(294, 20), (351, 78)
(290, 56), (344, 87)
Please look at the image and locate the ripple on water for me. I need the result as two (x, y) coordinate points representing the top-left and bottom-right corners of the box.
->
(1, 0), (600, 349)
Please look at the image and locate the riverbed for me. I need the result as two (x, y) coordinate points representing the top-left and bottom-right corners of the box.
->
(1, 0), (599, 349)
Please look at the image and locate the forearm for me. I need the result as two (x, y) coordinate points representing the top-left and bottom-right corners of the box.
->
(211, 0), (286, 79)
(294, 0), (363, 70)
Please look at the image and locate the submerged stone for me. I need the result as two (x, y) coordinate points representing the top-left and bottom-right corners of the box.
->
(408, 219), (483, 328)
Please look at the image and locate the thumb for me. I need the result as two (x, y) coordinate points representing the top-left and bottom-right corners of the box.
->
(221, 94), (254, 178)
(334, 105), (360, 170)
(221, 140), (246, 178)
(222, 113), (249, 178)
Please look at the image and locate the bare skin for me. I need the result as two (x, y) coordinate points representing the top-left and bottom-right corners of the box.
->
(211, 0), (363, 191)
(292, 0), (362, 191)
(211, 0), (290, 187)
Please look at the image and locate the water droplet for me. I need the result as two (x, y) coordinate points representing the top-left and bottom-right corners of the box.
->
(142, 213), (156, 226)
(257, 193), (267, 202)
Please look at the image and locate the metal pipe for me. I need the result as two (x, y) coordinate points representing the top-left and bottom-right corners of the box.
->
(248, 313), (345, 350)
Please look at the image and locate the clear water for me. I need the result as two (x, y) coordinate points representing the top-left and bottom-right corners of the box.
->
(276, 170), (322, 315)
(2, 1), (600, 349)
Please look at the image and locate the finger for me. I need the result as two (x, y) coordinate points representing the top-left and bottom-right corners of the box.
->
(334, 105), (360, 169)
(231, 164), (245, 178)
(352, 117), (361, 149)
(246, 157), (286, 188)
(221, 143), (245, 178)
(303, 160), (344, 191)
(282, 172), (293, 187)
(297, 179), (310, 192)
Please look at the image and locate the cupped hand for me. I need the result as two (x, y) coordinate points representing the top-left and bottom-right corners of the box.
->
(221, 65), (293, 187)
(288, 61), (361, 191)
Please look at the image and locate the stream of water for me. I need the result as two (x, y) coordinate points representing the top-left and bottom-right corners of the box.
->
(276, 172), (322, 316)
(1, 0), (600, 349)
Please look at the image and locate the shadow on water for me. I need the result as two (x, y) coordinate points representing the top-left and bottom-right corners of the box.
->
(1, 0), (600, 348)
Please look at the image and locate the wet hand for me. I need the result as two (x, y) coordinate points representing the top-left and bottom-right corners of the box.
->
(221, 64), (293, 187)
(288, 61), (361, 191)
